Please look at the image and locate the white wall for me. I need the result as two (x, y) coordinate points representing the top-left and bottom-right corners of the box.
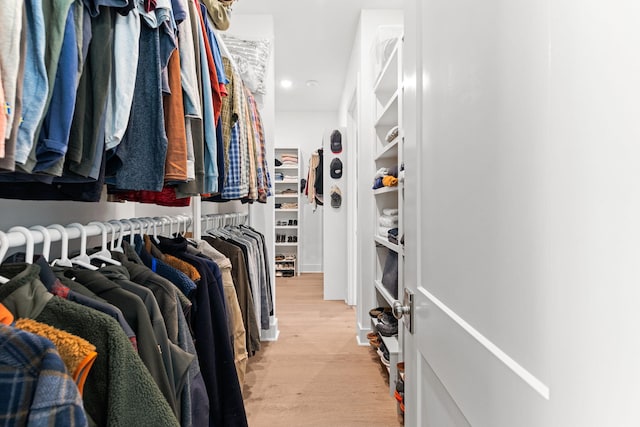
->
(275, 111), (337, 272)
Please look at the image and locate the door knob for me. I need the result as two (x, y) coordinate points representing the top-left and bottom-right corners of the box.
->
(392, 288), (414, 333)
(392, 300), (410, 320)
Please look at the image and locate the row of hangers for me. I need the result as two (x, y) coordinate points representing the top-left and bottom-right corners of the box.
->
(201, 212), (248, 232)
(0, 215), (193, 284)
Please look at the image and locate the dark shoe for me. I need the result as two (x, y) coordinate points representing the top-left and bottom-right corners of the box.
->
(376, 320), (398, 337)
(378, 311), (398, 325)
(369, 306), (391, 318)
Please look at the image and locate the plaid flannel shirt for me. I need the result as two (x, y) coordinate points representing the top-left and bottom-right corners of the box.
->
(0, 324), (87, 427)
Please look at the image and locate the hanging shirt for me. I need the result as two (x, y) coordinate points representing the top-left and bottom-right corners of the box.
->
(104, 7), (140, 151)
(15, 0), (49, 166)
(113, 21), (168, 191)
(0, 1), (23, 142)
(33, 7), (79, 173)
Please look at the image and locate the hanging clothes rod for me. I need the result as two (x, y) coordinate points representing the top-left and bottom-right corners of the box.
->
(0, 214), (193, 251)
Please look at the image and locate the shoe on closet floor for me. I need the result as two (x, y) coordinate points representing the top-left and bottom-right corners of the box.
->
(369, 306), (391, 318)
(376, 320), (398, 337)
(377, 312), (398, 325)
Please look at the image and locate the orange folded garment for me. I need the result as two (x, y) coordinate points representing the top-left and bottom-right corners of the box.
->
(382, 175), (398, 187)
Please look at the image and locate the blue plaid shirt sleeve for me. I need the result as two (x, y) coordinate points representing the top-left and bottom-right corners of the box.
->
(0, 324), (88, 427)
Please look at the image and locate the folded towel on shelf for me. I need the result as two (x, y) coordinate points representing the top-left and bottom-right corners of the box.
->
(383, 208), (398, 216)
(379, 214), (398, 228)
(378, 226), (393, 237)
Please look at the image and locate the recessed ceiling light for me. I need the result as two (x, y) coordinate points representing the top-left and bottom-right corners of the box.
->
(305, 80), (319, 87)
(280, 79), (293, 89)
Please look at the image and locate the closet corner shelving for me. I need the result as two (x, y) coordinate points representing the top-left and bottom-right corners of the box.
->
(274, 147), (301, 277)
(371, 27), (404, 396)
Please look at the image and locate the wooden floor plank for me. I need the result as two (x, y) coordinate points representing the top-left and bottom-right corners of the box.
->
(243, 273), (402, 426)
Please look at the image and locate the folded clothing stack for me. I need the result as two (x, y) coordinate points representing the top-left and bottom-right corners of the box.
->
(280, 202), (298, 209)
(372, 166), (399, 189)
(378, 208), (398, 238)
(388, 227), (399, 244)
(279, 154), (298, 166)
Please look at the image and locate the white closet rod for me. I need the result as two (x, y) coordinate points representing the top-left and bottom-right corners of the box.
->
(1, 214), (193, 250)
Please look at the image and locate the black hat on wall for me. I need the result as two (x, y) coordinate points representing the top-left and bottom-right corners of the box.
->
(330, 130), (342, 153)
(330, 158), (343, 179)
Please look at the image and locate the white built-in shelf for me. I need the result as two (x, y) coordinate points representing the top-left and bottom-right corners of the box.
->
(371, 318), (399, 354)
(373, 186), (399, 195)
(375, 90), (399, 128)
(275, 147), (301, 277)
(375, 138), (399, 161)
(374, 235), (400, 253)
(375, 280), (396, 306)
(373, 39), (400, 96)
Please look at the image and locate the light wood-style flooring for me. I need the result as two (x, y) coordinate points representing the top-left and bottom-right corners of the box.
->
(243, 273), (401, 427)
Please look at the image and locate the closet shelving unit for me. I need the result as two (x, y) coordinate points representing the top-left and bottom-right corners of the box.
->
(371, 28), (404, 395)
(274, 147), (301, 277)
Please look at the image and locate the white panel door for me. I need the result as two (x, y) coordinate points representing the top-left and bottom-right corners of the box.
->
(402, 0), (640, 425)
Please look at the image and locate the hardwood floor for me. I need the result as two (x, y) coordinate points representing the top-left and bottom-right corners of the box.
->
(243, 273), (401, 426)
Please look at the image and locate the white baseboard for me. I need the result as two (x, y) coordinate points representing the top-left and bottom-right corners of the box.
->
(301, 264), (323, 273)
(260, 316), (279, 341)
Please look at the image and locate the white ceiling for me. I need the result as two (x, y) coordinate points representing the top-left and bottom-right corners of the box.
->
(229, 0), (403, 112)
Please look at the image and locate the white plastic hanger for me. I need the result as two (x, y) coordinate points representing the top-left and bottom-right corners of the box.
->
(0, 231), (11, 284)
(48, 224), (73, 267)
(151, 217), (163, 243)
(178, 214), (190, 236)
(8, 226), (34, 264)
(67, 223), (99, 270)
(30, 225), (51, 262)
(121, 219), (136, 246)
(161, 215), (175, 237)
(132, 218), (146, 240)
(88, 221), (121, 266)
(150, 218), (160, 243)
(107, 220), (124, 253)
